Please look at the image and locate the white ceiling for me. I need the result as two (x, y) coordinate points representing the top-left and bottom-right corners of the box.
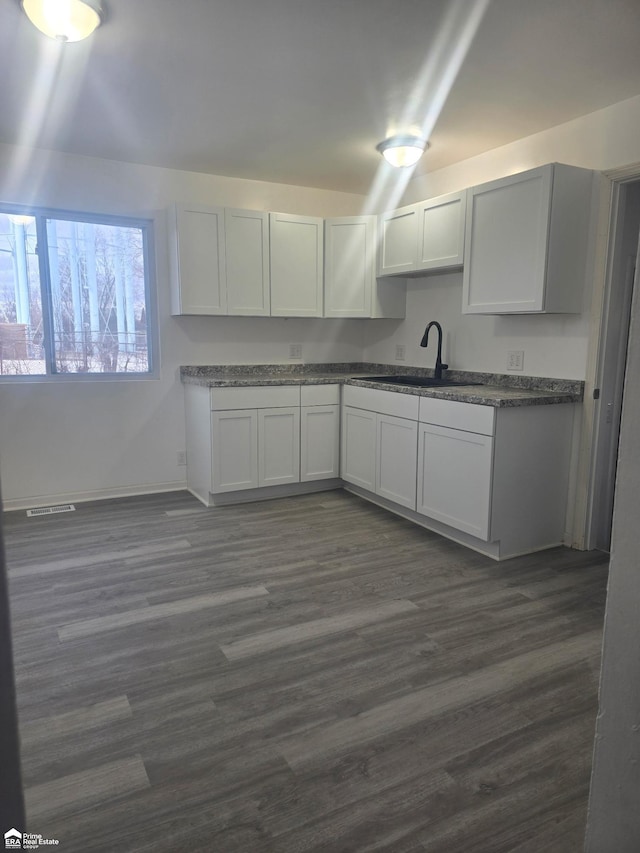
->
(1, 0), (640, 194)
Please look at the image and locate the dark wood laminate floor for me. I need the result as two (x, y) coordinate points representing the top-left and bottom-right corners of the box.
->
(4, 489), (608, 853)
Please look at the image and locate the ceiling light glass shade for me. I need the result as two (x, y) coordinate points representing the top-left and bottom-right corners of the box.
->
(376, 135), (429, 168)
(21, 0), (103, 42)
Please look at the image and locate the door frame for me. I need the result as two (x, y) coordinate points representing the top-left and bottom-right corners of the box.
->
(573, 162), (640, 550)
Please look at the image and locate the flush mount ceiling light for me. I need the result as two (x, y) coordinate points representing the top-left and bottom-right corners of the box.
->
(376, 135), (429, 168)
(21, 0), (103, 42)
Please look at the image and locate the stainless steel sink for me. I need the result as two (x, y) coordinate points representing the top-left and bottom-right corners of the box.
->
(363, 375), (482, 388)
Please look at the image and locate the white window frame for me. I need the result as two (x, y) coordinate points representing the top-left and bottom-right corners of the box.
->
(0, 203), (159, 382)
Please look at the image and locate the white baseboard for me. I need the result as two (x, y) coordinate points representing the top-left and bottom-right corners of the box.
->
(2, 480), (188, 513)
(207, 479), (342, 507)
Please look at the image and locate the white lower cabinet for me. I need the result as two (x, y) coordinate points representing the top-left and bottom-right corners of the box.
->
(258, 407), (300, 486)
(341, 406), (377, 491)
(341, 385), (575, 560)
(211, 409), (258, 492)
(185, 383), (340, 505)
(377, 414), (418, 509)
(187, 379), (575, 559)
(415, 397), (575, 557)
(341, 386), (419, 510)
(300, 404), (340, 482)
(417, 422), (492, 539)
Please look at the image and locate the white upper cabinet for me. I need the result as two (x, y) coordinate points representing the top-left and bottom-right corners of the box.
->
(225, 208), (270, 316)
(270, 213), (324, 317)
(415, 190), (466, 271)
(462, 163), (593, 314)
(169, 204), (268, 317)
(169, 204), (226, 315)
(377, 205), (418, 276)
(377, 191), (467, 278)
(324, 215), (405, 319)
(324, 215), (374, 317)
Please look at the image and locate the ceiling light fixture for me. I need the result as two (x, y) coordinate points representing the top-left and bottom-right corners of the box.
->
(376, 135), (429, 168)
(21, 0), (103, 42)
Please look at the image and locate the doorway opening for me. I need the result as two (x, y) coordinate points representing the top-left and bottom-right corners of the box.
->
(588, 178), (640, 551)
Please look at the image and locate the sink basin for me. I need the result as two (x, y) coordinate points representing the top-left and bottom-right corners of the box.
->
(364, 375), (481, 388)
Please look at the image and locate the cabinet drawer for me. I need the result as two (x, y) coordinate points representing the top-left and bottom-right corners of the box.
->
(211, 385), (300, 411)
(301, 384), (340, 406)
(419, 397), (494, 435)
(343, 385), (419, 420)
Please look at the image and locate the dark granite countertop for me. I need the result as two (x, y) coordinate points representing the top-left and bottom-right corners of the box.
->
(180, 363), (584, 408)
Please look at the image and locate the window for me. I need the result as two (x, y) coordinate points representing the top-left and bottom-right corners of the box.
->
(0, 206), (156, 378)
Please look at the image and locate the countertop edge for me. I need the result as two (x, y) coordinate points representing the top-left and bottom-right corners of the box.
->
(179, 365), (583, 408)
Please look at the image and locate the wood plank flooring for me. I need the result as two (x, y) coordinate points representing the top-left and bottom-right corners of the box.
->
(3, 489), (608, 852)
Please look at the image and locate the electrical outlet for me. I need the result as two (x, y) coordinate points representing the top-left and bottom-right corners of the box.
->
(507, 350), (525, 371)
(177, 450), (187, 466)
(395, 344), (406, 361)
(289, 343), (302, 360)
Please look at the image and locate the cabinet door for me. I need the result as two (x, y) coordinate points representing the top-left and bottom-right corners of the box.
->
(417, 423), (493, 540)
(258, 407), (300, 486)
(324, 216), (374, 317)
(462, 166), (552, 314)
(225, 209), (270, 316)
(212, 409), (258, 492)
(169, 204), (227, 315)
(341, 406), (377, 491)
(270, 213), (324, 317)
(300, 405), (340, 481)
(377, 205), (418, 276)
(376, 414), (418, 510)
(416, 190), (466, 271)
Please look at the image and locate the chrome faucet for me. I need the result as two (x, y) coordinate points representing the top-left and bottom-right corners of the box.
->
(420, 321), (448, 382)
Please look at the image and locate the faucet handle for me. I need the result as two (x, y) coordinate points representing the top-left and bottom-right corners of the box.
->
(441, 363), (449, 371)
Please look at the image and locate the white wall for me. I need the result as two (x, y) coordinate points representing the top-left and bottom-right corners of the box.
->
(364, 273), (592, 379)
(0, 144), (366, 508)
(3, 92), (640, 507)
(363, 94), (640, 378)
(403, 93), (640, 203)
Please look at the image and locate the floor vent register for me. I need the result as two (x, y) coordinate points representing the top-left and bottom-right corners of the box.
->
(26, 504), (76, 517)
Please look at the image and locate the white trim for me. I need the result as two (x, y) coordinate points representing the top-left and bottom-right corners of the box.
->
(205, 479), (342, 507)
(577, 163), (640, 549)
(604, 162), (640, 182)
(2, 481), (187, 512)
(568, 173), (613, 548)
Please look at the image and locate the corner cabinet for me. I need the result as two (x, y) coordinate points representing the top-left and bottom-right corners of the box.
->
(415, 191), (466, 271)
(377, 205), (418, 276)
(341, 385), (418, 511)
(269, 213), (324, 317)
(169, 204), (269, 317)
(184, 383), (340, 506)
(324, 216), (405, 319)
(377, 190), (466, 278)
(300, 385), (340, 481)
(462, 163), (593, 314)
